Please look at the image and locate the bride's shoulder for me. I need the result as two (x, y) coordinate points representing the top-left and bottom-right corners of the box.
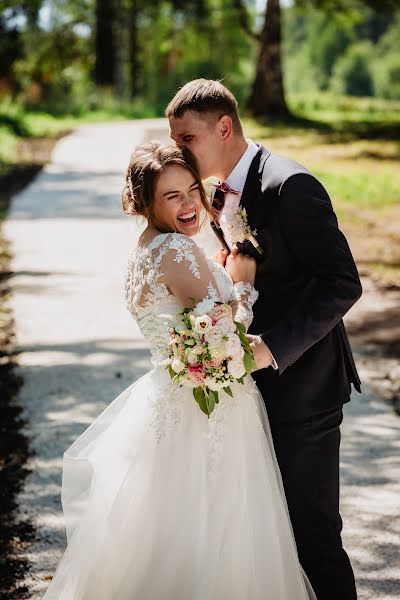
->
(154, 233), (209, 283)
(133, 232), (206, 272)
(152, 232), (203, 256)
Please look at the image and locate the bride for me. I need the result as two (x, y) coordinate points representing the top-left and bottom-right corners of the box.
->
(42, 141), (316, 599)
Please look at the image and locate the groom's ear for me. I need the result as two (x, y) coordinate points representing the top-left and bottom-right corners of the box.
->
(218, 115), (233, 142)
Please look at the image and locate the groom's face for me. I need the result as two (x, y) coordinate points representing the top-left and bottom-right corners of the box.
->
(169, 110), (224, 180)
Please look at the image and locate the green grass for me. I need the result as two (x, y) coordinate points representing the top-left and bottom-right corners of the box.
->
(244, 110), (399, 213)
(0, 94), (160, 169)
(288, 93), (400, 126)
(315, 169), (400, 211)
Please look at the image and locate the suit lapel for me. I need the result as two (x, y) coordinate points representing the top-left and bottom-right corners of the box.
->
(240, 144), (271, 223)
(237, 144), (271, 257)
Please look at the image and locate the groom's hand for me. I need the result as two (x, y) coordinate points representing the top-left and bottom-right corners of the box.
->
(246, 334), (273, 370)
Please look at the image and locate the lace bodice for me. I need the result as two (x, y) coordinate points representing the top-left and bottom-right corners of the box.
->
(125, 233), (258, 368)
(124, 233), (260, 468)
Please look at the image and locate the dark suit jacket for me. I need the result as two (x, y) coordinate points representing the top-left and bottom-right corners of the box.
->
(212, 144), (362, 424)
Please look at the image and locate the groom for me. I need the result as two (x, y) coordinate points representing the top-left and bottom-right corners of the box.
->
(166, 79), (362, 599)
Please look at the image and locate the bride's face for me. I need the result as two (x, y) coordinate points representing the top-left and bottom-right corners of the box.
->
(151, 163), (203, 236)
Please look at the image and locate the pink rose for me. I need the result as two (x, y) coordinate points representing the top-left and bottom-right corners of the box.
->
(209, 304), (232, 322)
(189, 370), (205, 385)
(203, 358), (222, 369)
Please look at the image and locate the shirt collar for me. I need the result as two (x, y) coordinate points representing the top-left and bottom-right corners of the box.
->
(225, 138), (259, 193)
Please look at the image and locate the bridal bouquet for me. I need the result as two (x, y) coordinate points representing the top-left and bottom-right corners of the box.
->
(164, 298), (257, 417)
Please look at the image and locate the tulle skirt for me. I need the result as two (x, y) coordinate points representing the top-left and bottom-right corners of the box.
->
(42, 367), (316, 600)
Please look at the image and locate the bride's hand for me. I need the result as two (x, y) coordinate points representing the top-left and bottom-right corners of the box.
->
(225, 246), (256, 285)
(213, 248), (228, 267)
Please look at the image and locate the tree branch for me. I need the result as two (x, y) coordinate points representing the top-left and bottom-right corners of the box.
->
(233, 0), (261, 43)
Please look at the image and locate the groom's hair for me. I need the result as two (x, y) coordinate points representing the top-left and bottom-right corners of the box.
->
(165, 79), (243, 134)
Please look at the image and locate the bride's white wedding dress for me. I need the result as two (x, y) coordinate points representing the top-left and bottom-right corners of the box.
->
(42, 232), (316, 600)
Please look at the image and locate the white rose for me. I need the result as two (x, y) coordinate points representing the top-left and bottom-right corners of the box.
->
(194, 298), (215, 316)
(227, 359), (246, 379)
(215, 317), (235, 334)
(224, 333), (242, 357)
(230, 345), (245, 361)
(204, 376), (225, 391)
(171, 358), (185, 373)
(194, 315), (213, 334)
(204, 327), (223, 347)
(209, 345), (226, 361)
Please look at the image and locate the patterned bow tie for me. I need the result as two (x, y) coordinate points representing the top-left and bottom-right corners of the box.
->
(214, 181), (241, 195)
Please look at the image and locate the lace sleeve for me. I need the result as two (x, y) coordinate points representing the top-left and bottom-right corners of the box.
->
(160, 233), (221, 307)
(230, 282), (259, 332)
(160, 234), (258, 329)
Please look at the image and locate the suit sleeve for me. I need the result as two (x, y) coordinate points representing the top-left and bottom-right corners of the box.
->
(260, 173), (362, 375)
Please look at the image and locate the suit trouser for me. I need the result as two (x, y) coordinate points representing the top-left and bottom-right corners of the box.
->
(269, 405), (357, 600)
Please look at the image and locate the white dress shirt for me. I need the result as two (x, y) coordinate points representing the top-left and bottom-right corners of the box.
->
(219, 138), (278, 371)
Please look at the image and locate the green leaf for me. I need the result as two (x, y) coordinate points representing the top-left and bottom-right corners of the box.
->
(193, 387), (209, 416)
(223, 385), (233, 397)
(235, 321), (246, 334)
(243, 351), (255, 374)
(183, 338), (196, 346)
(238, 329), (251, 350)
(206, 389), (217, 415)
(237, 377), (244, 385)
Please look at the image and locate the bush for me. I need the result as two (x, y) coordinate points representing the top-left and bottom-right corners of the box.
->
(330, 43), (374, 97)
(373, 54), (400, 100)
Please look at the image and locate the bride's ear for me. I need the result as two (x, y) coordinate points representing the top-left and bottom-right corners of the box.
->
(219, 116), (233, 142)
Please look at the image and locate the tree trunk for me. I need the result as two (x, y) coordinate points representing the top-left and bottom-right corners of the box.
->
(114, 0), (129, 101)
(94, 0), (115, 86)
(247, 0), (290, 117)
(128, 0), (139, 98)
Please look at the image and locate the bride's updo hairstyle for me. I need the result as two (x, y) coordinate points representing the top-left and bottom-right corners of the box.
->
(122, 141), (215, 226)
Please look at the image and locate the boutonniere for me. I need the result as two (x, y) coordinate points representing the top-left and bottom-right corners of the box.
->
(228, 206), (263, 255)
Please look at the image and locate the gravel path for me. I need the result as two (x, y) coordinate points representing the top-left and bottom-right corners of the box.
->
(4, 120), (399, 599)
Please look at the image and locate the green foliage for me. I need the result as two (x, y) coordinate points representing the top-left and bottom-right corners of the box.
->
(371, 13), (400, 99)
(330, 42), (374, 97)
(284, 3), (400, 100)
(0, 125), (17, 167)
(2, 0), (400, 116)
(295, 0), (400, 14)
(1, 0), (256, 116)
(373, 55), (400, 100)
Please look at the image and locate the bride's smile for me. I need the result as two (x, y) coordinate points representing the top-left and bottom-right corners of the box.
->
(152, 163), (203, 236)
